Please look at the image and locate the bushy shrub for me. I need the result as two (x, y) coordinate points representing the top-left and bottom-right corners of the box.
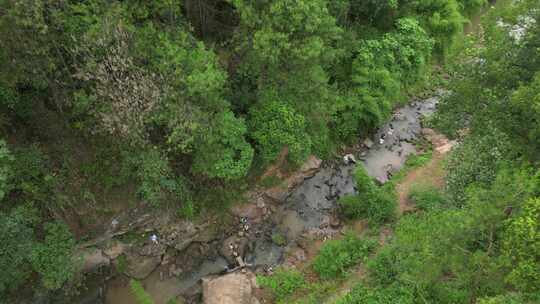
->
(339, 165), (396, 225)
(313, 233), (376, 279)
(257, 268), (305, 301)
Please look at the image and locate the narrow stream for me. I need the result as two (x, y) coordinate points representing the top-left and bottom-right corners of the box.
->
(102, 92), (441, 304)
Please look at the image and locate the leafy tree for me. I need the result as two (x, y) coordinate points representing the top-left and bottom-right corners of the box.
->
(508, 72), (540, 159)
(334, 17), (433, 141)
(0, 140), (13, 201)
(0, 205), (39, 294)
(191, 111), (254, 180)
(73, 24), (162, 144)
(232, 0), (343, 158)
(248, 99), (311, 165)
(502, 198), (540, 293)
(29, 221), (76, 290)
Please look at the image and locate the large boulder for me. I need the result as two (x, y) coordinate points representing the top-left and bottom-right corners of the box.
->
(202, 272), (253, 304)
(102, 240), (128, 259)
(78, 248), (110, 273)
(160, 221), (199, 251)
(125, 252), (161, 279)
(299, 155), (322, 176)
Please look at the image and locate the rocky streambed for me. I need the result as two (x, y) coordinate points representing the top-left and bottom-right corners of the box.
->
(51, 93), (441, 304)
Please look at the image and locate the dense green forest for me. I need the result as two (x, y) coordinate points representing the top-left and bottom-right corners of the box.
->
(0, 0), (538, 302)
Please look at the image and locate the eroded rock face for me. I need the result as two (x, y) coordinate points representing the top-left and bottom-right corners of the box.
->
(202, 272), (253, 304)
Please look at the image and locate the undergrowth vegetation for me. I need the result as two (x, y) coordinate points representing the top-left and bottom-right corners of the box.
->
(313, 233), (377, 280)
(339, 166), (397, 225)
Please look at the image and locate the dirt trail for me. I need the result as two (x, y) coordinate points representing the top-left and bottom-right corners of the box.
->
(396, 128), (454, 214)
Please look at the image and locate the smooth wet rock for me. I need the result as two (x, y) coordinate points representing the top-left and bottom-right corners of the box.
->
(202, 272), (254, 304)
(78, 248), (110, 273)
